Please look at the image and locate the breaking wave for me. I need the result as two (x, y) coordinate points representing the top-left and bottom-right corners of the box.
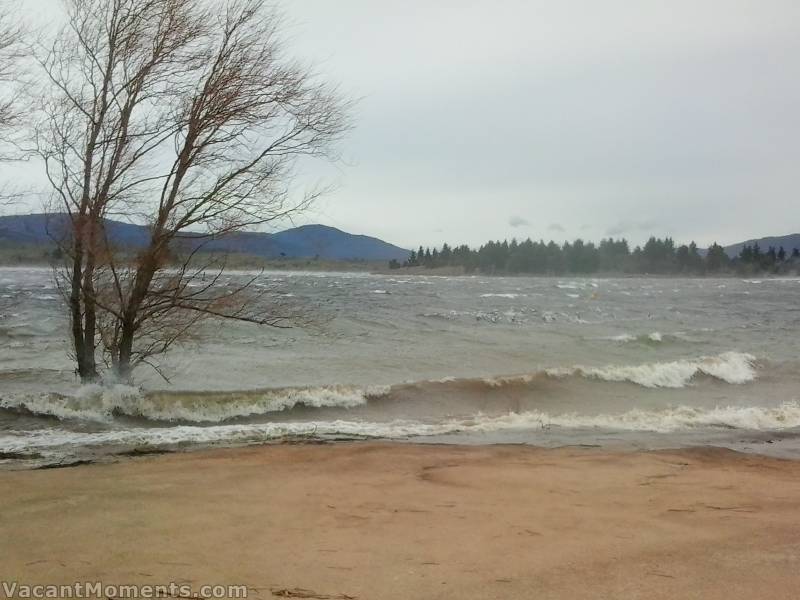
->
(3, 402), (799, 455)
(0, 384), (390, 423)
(597, 331), (697, 345)
(480, 293), (523, 298)
(545, 352), (756, 388)
(0, 353), (758, 425)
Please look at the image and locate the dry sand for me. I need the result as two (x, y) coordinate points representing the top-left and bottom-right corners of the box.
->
(2, 443), (800, 599)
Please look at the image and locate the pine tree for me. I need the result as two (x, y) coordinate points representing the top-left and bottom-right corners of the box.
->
(394, 233), (788, 275)
(440, 243), (452, 265)
(739, 245), (753, 263)
(706, 243), (730, 272)
(407, 250), (417, 267)
(766, 246), (777, 269)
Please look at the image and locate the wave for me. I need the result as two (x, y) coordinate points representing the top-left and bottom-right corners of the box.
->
(541, 402), (800, 433)
(606, 334), (637, 343)
(420, 308), (600, 325)
(3, 402), (799, 455)
(0, 353), (759, 425)
(461, 402), (800, 434)
(545, 352), (756, 389)
(598, 331), (688, 344)
(480, 293), (523, 298)
(0, 384), (391, 424)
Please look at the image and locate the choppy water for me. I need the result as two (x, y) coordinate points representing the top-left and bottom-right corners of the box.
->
(2, 267), (800, 466)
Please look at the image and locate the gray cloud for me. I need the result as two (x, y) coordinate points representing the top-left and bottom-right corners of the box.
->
(509, 216), (530, 228)
(605, 220), (661, 237)
(548, 223), (566, 233)
(605, 224), (629, 237)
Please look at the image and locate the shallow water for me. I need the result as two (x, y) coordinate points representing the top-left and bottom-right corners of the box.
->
(1, 267), (800, 465)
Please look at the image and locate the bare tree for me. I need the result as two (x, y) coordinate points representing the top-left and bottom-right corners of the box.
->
(36, 0), (211, 380)
(0, 0), (24, 134)
(0, 0), (29, 205)
(36, 0), (348, 383)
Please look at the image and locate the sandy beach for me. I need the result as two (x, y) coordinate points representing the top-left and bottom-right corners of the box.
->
(2, 443), (800, 599)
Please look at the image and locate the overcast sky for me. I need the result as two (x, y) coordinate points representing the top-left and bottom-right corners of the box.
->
(6, 0), (800, 248)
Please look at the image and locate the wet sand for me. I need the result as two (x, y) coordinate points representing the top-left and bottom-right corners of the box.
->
(2, 443), (800, 599)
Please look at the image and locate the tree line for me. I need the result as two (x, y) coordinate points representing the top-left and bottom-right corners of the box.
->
(390, 237), (800, 275)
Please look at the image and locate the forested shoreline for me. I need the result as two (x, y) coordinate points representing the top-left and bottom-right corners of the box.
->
(389, 237), (800, 276)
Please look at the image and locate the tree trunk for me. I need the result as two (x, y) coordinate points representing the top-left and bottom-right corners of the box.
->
(113, 249), (159, 382)
(115, 322), (135, 383)
(81, 261), (98, 382)
(69, 232), (98, 383)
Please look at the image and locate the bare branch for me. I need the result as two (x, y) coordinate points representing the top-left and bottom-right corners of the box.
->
(34, 0), (349, 382)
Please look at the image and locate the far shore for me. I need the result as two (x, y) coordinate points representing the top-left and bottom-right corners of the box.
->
(1, 258), (796, 279)
(2, 442), (799, 600)
(3, 240), (798, 277)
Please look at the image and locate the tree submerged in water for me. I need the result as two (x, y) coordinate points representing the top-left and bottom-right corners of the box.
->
(29, 0), (349, 383)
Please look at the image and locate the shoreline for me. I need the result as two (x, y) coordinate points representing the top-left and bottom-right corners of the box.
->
(2, 262), (797, 279)
(5, 425), (800, 472)
(2, 442), (799, 599)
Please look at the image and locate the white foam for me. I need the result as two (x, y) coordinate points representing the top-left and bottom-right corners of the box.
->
(598, 331), (703, 344)
(605, 334), (637, 343)
(465, 402), (800, 434)
(482, 374), (537, 387)
(547, 352), (757, 388)
(480, 293), (522, 298)
(0, 384), (391, 423)
(0, 384), (143, 422)
(3, 402), (799, 455)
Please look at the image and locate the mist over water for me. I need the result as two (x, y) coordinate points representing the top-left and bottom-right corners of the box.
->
(2, 267), (800, 465)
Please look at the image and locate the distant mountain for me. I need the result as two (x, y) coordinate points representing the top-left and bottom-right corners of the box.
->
(0, 213), (410, 262)
(723, 233), (800, 258)
(0, 213), (152, 247)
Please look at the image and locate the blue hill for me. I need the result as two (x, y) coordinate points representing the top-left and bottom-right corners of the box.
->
(723, 234), (800, 259)
(0, 214), (410, 262)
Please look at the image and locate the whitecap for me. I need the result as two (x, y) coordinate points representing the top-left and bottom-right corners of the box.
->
(546, 352), (756, 388)
(480, 293), (522, 299)
(0, 384), (392, 424)
(3, 401), (799, 455)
